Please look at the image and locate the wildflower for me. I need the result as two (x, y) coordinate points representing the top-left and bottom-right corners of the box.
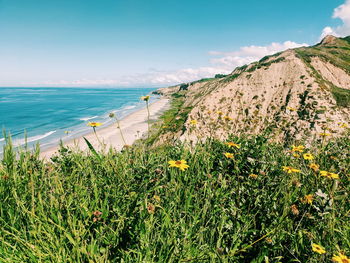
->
(339, 123), (349, 128)
(319, 132), (331, 137)
(303, 153), (314, 160)
(162, 125), (168, 129)
(301, 194), (314, 205)
(291, 204), (299, 215)
(224, 115), (232, 121)
(291, 145), (305, 153)
(249, 173), (258, 179)
(216, 111), (223, 115)
(292, 179), (302, 187)
(92, 210), (102, 222)
(311, 243), (326, 254)
(282, 166), (300, 173)
(225, 142), (240, 149)
(265, 238), (273, 244)
(309, 163), (319, 171)
(330, 156), (338, 160)
(224, 152), (234, 159)
(147, 203), (155, 214)
(93, 210), (102, 217)
(87, 122), (102, 127)
(153, 195), (161, 203)
(141, 95), (150, 101)
(320, 170), (339, 179)
(332, 252), (350, 263)
(168, 160), (189, 171)
(287, 106), (296, 111)
(292, 153), (300, 158)
(190, 120), (198, 126)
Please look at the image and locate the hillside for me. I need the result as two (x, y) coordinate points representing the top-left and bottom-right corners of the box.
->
(154, 35), (350, 145)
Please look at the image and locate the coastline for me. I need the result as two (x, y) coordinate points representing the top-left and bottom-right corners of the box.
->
(40, 97), (170, 159)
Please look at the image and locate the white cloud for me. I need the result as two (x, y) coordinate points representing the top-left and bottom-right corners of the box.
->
(209, 41), (308, 70)
(321, 0), (350, 39)
(28, 41), (308, 87)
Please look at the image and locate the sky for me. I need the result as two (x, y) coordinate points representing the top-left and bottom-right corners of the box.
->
(0, 0), (349, 87)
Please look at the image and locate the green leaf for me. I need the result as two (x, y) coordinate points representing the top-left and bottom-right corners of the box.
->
(83, 137), (101, 160)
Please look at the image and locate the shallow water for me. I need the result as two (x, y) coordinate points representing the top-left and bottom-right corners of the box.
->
(0, 87), (156, 153)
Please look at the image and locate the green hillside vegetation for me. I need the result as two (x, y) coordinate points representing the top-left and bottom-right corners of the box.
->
(1, 129), (349, 262)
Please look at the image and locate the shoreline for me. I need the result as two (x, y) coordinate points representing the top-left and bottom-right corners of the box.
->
(40, 97), (170, 159)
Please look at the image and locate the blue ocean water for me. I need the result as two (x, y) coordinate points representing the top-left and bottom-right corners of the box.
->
(0, 87), (157, 153)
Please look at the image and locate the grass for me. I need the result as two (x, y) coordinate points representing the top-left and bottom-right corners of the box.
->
(1, 130), (349, 262)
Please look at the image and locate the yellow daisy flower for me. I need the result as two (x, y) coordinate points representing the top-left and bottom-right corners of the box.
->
(319, 132), (331, 137)
(282, 166), (300, 174)
(190, 120), (198, 125)
(225, 142), (240, 149)
(87, 122), (102, 127)
(303, 153), (314, 160)
(311, 243), (326, 254)
(168, 160), (189, 171)
(291, 145), (305, 153)
(224, 152), (234, 159)
(249, 173), (258, 179)
(141, 95), (150, 101)
(301, 194), (314, 205)
(309, 163), (319, 171)
(320, 170), (339, 179)
(332, 252), (350, 263)
(216, 111), (223, 115)
(287, 106), (296, 111)
(224, 115), (233, 121)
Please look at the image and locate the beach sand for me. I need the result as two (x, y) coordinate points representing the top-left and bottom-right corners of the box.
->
(40, 98), (170, 159)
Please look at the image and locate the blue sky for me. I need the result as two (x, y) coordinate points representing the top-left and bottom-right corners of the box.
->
(0, 0), (348, 86)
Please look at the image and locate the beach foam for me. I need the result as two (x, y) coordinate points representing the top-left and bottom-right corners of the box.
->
(12, 130), (56, 147)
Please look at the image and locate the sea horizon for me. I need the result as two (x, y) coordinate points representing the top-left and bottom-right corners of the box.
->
(0, 86), (158, 153)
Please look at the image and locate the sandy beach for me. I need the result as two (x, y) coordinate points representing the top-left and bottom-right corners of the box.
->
(40, 98), (170, 159)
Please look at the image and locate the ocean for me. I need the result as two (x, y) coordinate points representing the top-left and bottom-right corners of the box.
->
(0, 87), (157, 153)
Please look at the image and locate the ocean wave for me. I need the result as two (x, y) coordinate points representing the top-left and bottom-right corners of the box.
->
(123, 105), (136, 110)
(79, 116), (98, 121)
(0, 138), (4, 142)
(12, 130), (56, 147)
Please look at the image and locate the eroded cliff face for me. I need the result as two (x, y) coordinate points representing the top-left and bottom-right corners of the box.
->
(155, 36), (350, 144)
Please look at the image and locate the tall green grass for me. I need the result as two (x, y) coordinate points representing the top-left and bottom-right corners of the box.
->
(0, 132), (349, 262)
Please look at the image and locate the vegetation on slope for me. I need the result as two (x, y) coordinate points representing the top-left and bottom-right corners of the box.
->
(1, 130), (349, 262)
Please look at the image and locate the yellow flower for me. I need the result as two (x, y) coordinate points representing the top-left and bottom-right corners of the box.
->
(292, 153), (300, 158)
(87, 122), (102, 127)
(311, 243), (326, 254)
(153, 195), (161, 203)
(190, 120), (198, 125)
(301, 194), (314, 205)
(216, 111), (223, 115)
(309, 163), (319, 171)
(141, 95), (150, 101)
(249, 173), (258, 179)
(224, 115), (233, 121)
(225, 142), (240, 149)
(224, 152), (234, 159)
(339, 123), (349, 128)
(320, 170), (339, 179)
(303, 153), (314, 160)
(319, 132), (331, 137)
(287, 106), (296, 111)
(282, 166), (300, 174)
(332, 252), (350, 263)
(168, 160), (189, 171)
(291, 145), (305, 153)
